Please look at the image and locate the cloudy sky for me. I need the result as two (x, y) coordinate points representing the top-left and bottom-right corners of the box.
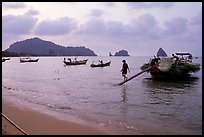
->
(2, 2), (202, 56)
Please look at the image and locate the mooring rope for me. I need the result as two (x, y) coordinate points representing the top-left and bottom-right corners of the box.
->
(2, 113), (28, 135)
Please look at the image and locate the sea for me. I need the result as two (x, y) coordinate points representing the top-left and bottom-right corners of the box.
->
(2, 56), (202, 135)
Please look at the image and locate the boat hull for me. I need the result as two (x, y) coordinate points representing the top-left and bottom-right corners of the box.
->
(90, 61), (111, 67)
(141, 57), (200, 80)
(20, 59), (39, 63)
(63, 59), (88, 65)
(149, 64), (197, 80)
(2, 57), (10, 62)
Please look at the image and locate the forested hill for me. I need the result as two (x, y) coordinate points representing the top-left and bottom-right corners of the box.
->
(4, 37), (97, 56)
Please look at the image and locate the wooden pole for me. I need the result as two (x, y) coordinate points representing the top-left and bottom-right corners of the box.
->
(115, 67), (151, 86)
(2, 113), (28, 135)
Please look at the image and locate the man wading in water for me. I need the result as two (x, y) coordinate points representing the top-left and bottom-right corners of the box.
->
(121, 60), (130, 81)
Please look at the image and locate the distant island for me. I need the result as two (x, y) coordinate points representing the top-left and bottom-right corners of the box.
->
(3, 37), (97, 57)
(109, 52), (113, 56)
(110, 50), (130, 56)
(156, 48), (167, 57)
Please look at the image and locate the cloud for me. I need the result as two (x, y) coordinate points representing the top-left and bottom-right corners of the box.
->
(2, 15), (38, 34)
(75, 14), (163, 55)
(35, 17), (78, 35)
(190, 11), (202, 26)
(2, 2), (26, 9)
(77, 14), (161, 40)
(73, 12), (197, 48)
(74, 12), (201, 56)
(104, 2), (116, 7)
(185, 12), (202, 42)
(89, 9), (104, 17)
(106, 21), (128, 36)
(162, 17), (188, 36)
(126, 2), (175, 9)
(25, 9), (39, 16)
(127, 14), (161, 39)
(77, 18), (106, 35)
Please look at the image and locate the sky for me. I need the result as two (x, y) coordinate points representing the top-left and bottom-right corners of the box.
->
(2, 2), (202, 56)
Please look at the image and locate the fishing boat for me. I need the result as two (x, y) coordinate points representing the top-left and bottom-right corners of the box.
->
(140, 53), (200, 80)
(2, 57), (10, 62)
(175, 52), (193, 62)
(63, 58), (88, 65)
(90, 61), (111, 68)
(2, 57), (10, 60)
(20, 57), (39, 63)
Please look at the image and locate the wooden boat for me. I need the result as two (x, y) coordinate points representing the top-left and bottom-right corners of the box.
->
(2, 57), (10, 60)
(140, 53), (200, 80)
(90, 61), (111, 67)
(175, 52), (193, 62)
(20, 57), (39, 63)
(2, 57), (10, 62)
(63, 59), (88, 65)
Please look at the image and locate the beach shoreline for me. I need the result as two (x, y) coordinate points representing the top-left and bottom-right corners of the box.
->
(2, 97), (116, 135)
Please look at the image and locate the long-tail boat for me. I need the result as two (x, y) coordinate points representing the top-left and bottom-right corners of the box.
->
(90, 61), (111, 68)
(140, 53), (200, 80)
(63, 58), (88, 65)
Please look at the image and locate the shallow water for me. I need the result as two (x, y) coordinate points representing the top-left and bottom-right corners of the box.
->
(2, 56), (202, 135)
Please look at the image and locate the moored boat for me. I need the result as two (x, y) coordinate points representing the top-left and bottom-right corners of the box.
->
(2, 57), (10, 60)
(20, 57), (39, 63)
(63, 58), (88, 65)
(140, 53), (200, 80)
(2, 57), (10, 62)
(90, 61), (111, 68)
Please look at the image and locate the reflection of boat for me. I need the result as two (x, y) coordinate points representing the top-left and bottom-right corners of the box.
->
(20, 57), (39, 63)
(63, 58), (88, 66)
(90, 61), (111, 68)
(140, 53), (200, 80)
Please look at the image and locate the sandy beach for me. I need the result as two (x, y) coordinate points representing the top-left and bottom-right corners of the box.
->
(2, 98), (113, 135)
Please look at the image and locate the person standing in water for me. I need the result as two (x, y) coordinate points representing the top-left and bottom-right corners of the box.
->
(121, 60), (130, 81)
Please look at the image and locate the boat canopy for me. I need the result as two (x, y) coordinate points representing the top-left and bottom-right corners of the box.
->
(175, 53), (191, 55)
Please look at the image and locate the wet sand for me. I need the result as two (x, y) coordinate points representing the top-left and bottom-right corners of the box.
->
(2, 115), (26, 135)
(2, 99), (113, 135)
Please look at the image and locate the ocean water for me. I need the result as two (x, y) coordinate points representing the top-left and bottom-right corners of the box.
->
(2, 56), (202, 135)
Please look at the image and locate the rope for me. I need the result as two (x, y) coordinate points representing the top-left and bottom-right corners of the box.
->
(2, 113), (28, 135)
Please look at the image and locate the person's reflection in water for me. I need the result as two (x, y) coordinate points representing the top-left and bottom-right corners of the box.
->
(121, 85), (128, 102)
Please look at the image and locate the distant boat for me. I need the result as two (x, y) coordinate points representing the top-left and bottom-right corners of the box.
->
(63, 58), (88, 66)
(2, 57), (10, 60)
(90, 61), (111, 68)
(2, 57), (10, 62)
(109, 52), (112, 56)
(20, 57), (39, 63)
